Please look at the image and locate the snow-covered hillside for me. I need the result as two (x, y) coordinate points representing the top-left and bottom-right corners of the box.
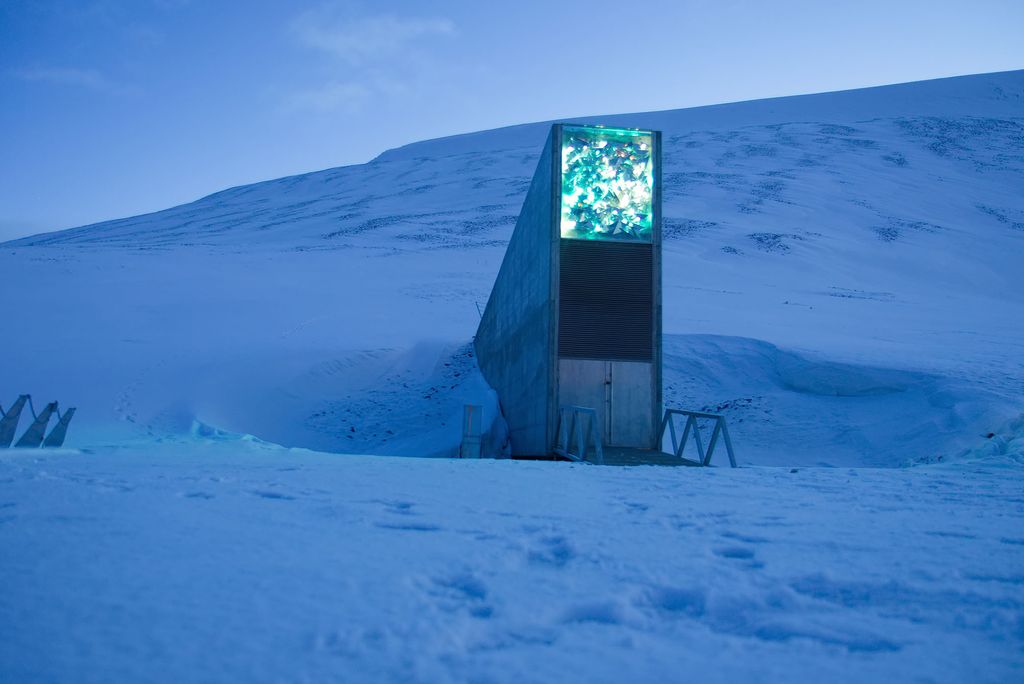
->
(3, 70), (1022, 464)
(3, 71), (1024, 683)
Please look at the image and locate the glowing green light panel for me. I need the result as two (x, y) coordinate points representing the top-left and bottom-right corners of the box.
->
(560, 125), (654, 241)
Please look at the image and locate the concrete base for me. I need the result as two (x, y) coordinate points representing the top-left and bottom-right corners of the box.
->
(514, 448), (699, 467)
(535, 447), (700, 467)
(598, 448), (700, 467)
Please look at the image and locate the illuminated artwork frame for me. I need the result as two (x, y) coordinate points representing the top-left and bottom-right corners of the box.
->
(559, 125), (655, 242)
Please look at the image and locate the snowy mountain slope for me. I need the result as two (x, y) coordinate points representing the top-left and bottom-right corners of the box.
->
(11, 71), (1023, 251)
(2, 70), (1023, 464)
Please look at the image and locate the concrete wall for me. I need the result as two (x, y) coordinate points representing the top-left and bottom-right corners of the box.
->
(476, 125), (664, 456)
(554, 129), (664, 451)
(474, 128), (558, 456)
(651, 129), (664, 446)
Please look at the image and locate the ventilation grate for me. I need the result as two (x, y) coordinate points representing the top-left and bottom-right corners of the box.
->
(558, 240), (653, 361)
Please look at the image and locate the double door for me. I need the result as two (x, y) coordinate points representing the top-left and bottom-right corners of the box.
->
(557, 358), (655, 448)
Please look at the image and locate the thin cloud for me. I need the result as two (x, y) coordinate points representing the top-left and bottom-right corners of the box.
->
(285, 80), (373, 114)
(12, 66), (133, 94)
(290, 4), (455, 65)
(283, 3), (457, 114)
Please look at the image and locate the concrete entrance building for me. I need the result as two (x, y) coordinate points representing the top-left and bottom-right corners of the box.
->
(475, 123), (663, 457)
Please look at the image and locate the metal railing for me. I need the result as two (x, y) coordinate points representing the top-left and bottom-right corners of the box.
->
(554, 405), (604, 465)
(659, 409), (737, 467)
(1, 395), (76, 449)
(459, 404), (483, 458)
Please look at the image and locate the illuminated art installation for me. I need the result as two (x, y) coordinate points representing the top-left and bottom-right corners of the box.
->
(560, 125), (654, 241)
(475, 123), (662, 458)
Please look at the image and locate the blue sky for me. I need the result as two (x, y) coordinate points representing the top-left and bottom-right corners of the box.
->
(1, 0), (1022, 241)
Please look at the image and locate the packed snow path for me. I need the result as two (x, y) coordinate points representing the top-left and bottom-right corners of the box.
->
(2, 443), (1021, 683)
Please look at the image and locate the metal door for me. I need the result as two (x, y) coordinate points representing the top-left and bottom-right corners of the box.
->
(558, 359), (655, 448)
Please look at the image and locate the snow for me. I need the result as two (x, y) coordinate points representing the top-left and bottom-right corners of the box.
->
(1, 70), (1023, 680)
(1, 440), (1022, 683)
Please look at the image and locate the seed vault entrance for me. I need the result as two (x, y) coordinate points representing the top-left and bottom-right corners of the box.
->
(475, 123), (662, 457)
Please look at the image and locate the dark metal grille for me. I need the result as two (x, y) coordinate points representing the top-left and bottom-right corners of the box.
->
(558, 240), (653, 360)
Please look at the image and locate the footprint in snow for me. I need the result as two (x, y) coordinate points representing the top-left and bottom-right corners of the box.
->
(371, 499), (415, 515)
(427, 573), (493, 618)
(249, 490), (296, 501)
(715, 546), (756, 560)
(528, 535), (575, 567)
(374, 521), (441, 532)
(924, 530), (977, 540)
(560, 600), (625, 625)
(639, 586), (707, 619)
(721, 531), (768, 544)
(713, 546), (764, 569)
